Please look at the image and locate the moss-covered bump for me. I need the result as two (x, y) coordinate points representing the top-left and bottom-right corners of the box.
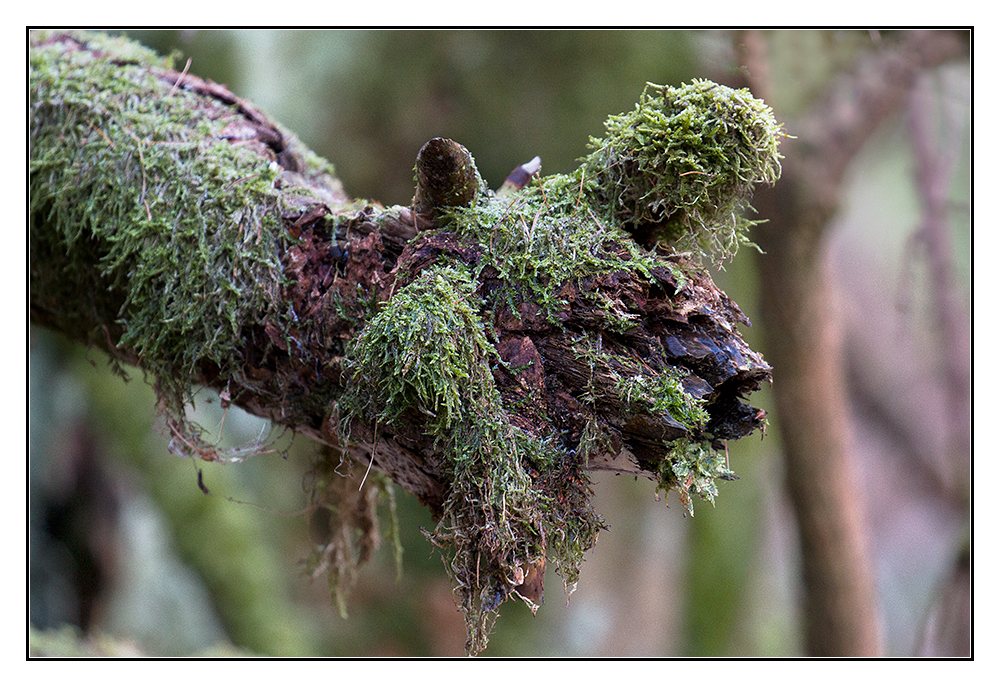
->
(342, 266), (603, 654)
(343, 266), (497, 437)
(29, 31), (290, 423)
(582, 79), (783, 263)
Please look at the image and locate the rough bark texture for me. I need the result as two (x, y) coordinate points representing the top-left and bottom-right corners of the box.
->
(30, 30), (779, 654)
(733, 29), (969, 656)
(31, 30), (770, 501)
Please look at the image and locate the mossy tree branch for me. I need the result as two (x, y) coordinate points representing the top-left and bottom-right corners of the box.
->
(31, 30), (781, 654)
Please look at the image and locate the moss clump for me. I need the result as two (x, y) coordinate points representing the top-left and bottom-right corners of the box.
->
(582, 79), (783, 263)
(342, 266), (602, 654)
(616, 369), (710, 432)
(656, 439), (735, 516)
(443, 173), (663, 326)
(29, 31), (291, 433)
(343, 266), (498, 438)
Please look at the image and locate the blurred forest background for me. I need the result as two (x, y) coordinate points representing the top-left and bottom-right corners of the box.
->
(29, 29), (971, 657)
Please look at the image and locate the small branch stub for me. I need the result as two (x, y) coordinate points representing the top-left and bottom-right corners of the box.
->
(412, 137), (481, 219)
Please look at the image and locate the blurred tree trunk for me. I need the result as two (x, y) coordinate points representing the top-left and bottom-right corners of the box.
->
(730, 29), (968, 656)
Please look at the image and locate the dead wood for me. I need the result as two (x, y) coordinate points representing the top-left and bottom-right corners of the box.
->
(30, 30), (778, 654)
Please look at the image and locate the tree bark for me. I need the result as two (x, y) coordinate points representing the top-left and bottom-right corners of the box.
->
(31, 30), (772, 502)
(31, 30), (778, 654)
(733, 29), (968, 656)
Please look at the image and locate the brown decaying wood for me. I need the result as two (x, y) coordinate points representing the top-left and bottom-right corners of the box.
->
(30, 34), (771, 521)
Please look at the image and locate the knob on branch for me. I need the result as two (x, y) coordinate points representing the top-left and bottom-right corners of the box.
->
(412, 137), (482, 219)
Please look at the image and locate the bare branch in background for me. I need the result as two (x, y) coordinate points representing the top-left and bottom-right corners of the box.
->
(906, 71), (971, 506)
(906, 68), (971, 658)
(732, 29), (967, 656)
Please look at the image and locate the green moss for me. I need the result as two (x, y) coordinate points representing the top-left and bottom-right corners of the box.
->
(342, 266), (498, 438)
(616, 369), (710, 431)
(29, 31), (292, 428)
(656, 439), (735, 516)
(341, 266), (602, 654)
(443, 172), (663, 327)
(582, 79), (783, 264)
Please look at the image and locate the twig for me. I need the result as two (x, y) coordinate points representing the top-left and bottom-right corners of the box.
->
(168, 57), (193, 97)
